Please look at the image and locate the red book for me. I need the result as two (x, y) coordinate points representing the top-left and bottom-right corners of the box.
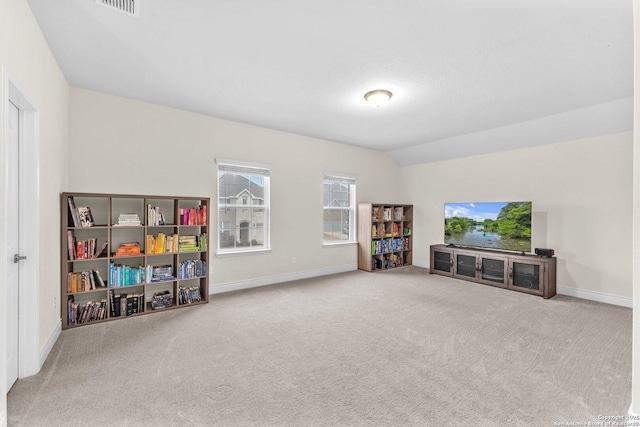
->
(200, 205), (207, 225)
(189, 208), (196, 225)
(77, 240), (85, 260)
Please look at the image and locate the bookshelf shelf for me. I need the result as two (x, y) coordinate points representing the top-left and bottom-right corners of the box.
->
(61, 192), (209, 328)
(357, 203), (413, 271)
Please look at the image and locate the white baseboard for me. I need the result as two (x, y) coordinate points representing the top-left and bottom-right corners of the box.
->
(557, 285), (632, 308)
(412, 259), (429, 269)
(210, 264), (357, 295)
(0, 408), (6, 427)
(39, 320), (61, 368)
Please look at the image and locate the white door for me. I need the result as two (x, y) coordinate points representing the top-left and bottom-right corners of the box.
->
(6, 100), (20, 391)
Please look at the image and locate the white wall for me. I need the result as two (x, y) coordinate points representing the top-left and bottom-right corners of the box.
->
(0, 0), (69, 424)
(399, 132), (633, 302)
(68, 88), (399, 289)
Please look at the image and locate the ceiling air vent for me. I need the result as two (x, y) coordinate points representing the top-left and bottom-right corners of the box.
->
(95, 0), (139, 18)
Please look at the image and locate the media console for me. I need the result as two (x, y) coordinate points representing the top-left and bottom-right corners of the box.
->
(429, 244), (556, 299)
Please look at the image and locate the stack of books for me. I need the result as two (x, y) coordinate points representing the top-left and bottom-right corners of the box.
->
(178, 235), (199, 252)
(151, 291), (173, 310)
(114, 213), (141, 226)
(115, 242), (141, 256)
(150, 265), (174, 282)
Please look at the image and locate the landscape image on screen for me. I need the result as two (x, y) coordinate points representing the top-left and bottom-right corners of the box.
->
(444, 202), (532, 252)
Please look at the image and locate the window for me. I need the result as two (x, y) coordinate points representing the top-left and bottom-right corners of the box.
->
(323, 173), (356, 244)
(217, 159), (270, 253)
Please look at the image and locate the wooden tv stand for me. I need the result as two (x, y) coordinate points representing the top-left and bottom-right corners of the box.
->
(430, 244), (556, 299)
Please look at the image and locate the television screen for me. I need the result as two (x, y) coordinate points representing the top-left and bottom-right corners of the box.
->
(444, 201), (532, 252)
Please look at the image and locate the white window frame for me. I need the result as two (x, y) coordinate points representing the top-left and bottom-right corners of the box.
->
(323, 172), (357, 246)
(216, 159), (271, 255)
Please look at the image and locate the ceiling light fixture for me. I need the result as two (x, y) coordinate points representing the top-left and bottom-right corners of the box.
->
(364, 89), (392, 107)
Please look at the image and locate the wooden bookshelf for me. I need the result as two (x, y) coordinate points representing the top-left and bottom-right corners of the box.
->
(61, 192), (210, 329)
(357, 203), (413, 271)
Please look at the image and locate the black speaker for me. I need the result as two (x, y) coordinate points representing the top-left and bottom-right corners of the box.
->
(534, 248), (554, 257)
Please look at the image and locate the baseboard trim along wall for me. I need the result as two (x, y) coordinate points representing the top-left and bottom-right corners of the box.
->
(556, 286), (632, 308)
(1, 408), (6, 427)
(413, 259), (429, 269)
(210, 264), (357, 295)
(39, 320), (61, 369)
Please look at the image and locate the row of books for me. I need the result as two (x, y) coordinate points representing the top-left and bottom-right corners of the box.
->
(180, 206), (206, 225)
(67, 297), (107, 325)
(67, 270), (107, 293)
(67, 231), (108, 260)
(178, 286), (202, 305)
(371, 222), (409, 238)
(109, 263), (146, 287)
(109, 263), (180, 286)
(371, 237), (409, 255)
(147, 205), (166, 226)
(177, 259), (206, 279)
(75, 262), (202, 290)
(178, 234), (207, 252)
(372, 253), (406, 270)
(146, 233), (178, 254)
(109, 290), (144, 317)
(372, 206), (405, 222)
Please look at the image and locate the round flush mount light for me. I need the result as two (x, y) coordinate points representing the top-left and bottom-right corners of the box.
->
(364, 89), (393, 107)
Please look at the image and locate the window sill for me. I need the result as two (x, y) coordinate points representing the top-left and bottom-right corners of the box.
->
(216, 248), (272, 257)
(323, 241), (358, 248)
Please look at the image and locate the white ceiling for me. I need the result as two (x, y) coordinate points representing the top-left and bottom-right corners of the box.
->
(26, 0), (633, 166)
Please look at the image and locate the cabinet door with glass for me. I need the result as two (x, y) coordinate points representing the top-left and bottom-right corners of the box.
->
(430, 247), (454, 276)
(508, 259), (546, 296)
(477, 255), (508, 288)
(453, 250), (478, 280)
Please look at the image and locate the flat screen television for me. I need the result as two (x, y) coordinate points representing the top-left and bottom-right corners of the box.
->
(444, 201), (532, 252)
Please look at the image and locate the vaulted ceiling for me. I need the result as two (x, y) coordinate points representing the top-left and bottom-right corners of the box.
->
(27, 0), (633, 165)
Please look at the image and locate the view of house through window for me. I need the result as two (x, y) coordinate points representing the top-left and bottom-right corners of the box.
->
(323, 174), (356, 244)
(217, 160), (270, 252)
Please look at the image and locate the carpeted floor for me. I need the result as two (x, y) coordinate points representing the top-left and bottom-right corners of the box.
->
(8, 267), (632, 426)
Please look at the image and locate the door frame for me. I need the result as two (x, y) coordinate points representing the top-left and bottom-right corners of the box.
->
(1, 66), (41, 394)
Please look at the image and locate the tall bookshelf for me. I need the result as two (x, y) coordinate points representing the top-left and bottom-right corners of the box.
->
(61, 192), (210, 329)
(357, 203), (413, 271)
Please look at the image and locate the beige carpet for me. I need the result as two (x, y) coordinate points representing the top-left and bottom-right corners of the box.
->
(8, 267), (631, 426)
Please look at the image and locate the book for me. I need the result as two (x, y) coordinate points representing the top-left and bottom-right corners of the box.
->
(114, 293), (121, 317)
(68, 197), (80, 227)
(77, 206), (94, 227)
(126, 295), (134, 316)
(67, 231), (76, 260)
(93, 270), (106, 287)
(120, 294), (127, 316)
(93, 241), (108, 258)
